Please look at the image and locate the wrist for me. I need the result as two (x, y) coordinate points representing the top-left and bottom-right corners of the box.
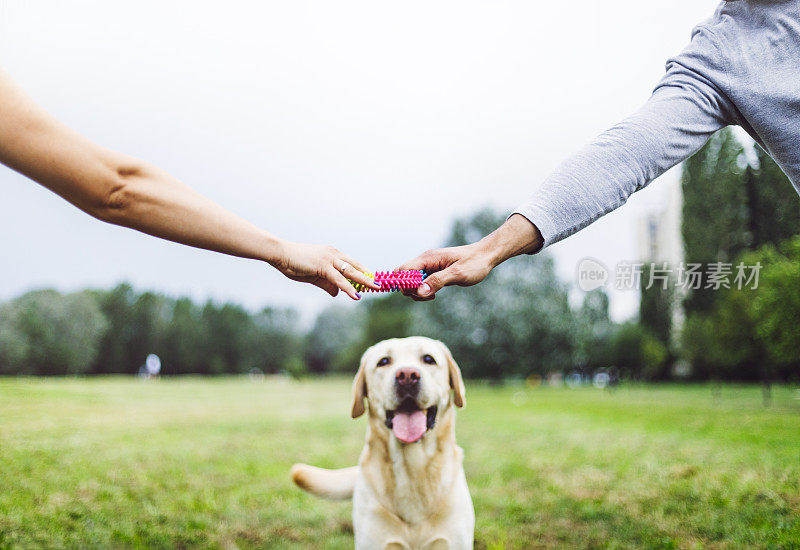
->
(472, 237), (507, 269)
(476, 214), (543, 267)
(259, 233), (288, 267)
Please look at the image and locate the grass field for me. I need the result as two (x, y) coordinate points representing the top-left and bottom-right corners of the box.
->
(0, 377), (799, 549)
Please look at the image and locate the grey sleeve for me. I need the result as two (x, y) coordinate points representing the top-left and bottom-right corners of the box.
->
(513, 26), (736, 248)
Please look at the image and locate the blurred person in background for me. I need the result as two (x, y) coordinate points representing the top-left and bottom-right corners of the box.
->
(402, 0), (800, 299)
(0, 68), (378, 300)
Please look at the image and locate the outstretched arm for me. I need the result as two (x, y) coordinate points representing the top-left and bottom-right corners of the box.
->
(0, 68), (378, 299)
(402, 26), (736, 299)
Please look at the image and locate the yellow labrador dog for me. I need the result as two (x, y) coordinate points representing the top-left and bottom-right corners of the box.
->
(291, 337), (474, 549)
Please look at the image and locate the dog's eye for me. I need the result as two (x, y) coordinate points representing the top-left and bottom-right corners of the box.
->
(377, 357), (391, 367)
(421, 354), (436, 365)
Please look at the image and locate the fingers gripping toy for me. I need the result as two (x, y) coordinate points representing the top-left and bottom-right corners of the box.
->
(350, 270), (427, 293)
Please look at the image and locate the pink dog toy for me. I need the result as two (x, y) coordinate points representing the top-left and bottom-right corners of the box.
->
(351, 270), (427, 293)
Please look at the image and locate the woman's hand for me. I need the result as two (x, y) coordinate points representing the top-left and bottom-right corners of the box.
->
(270, 242), (380, 300)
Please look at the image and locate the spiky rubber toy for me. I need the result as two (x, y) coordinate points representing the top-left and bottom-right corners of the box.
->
(351, 270), (426, 293)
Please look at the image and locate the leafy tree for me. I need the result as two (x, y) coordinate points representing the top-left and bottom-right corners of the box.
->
(608, 323), (667, 381)
(91, 283), (137, 374)
(745, 146), (800, 249)
(304, 304), (366, 374)
(680, 129), (800, 381)
(575, 289), (614, 371)
(748, 238), (800, 373)
(0, 301), (31, 374)
(680, 238), (800, 384)
(161, 297), (205, 375)
(251, 307), (302, 374)
(123, 291), (171, 374)
(681, 128), (750, 315)
(679, 314), (718, 380)
(362, 294), (414, 348)
(1, 289), (107, 375)
(200, 301), (257, 374)
(639, 264), (673, 348)
(681, 296), (763, 382)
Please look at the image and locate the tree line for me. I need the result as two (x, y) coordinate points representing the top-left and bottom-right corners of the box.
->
(0, 285), (302, 377)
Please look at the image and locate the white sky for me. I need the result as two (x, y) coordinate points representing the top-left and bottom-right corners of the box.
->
(0, 0), (721, 322)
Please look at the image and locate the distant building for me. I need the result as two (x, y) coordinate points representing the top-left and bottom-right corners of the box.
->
(636, 179), (683, 267)
(636, 178), (685, 332)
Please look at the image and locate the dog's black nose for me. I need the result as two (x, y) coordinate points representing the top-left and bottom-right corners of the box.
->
(395, 367), (421, 389)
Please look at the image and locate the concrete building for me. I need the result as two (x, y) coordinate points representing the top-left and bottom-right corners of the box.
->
(636, 177), (686, 339)
(636, 178), (684, 267)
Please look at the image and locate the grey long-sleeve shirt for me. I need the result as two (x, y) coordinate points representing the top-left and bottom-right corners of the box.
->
(514, 0), (800, 248)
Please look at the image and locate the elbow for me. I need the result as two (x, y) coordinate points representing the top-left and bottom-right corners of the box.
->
(91, 165), (144, 225)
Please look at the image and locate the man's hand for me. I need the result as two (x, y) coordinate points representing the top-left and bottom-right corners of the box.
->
(398, 214), (544, 301)
(398, 243), (495, 301)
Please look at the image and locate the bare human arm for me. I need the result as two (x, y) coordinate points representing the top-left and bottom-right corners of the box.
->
(0, 68), (378, 299)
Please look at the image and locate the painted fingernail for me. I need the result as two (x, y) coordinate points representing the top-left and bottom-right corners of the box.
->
(418, 283), (431, 296)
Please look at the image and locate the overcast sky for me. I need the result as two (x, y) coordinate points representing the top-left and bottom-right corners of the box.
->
(0, 0), (722, 322)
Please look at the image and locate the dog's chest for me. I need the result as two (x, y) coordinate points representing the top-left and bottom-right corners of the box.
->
(389, 445), (453, 525)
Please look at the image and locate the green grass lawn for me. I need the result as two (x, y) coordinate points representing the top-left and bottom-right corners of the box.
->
(0, 377), (798, 549)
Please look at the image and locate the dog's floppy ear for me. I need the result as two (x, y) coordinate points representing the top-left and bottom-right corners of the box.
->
(440, 342), (465, 408)
(351, 353), (369, 418)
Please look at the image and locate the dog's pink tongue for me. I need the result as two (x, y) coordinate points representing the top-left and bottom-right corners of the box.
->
(392, 410), (427, 443)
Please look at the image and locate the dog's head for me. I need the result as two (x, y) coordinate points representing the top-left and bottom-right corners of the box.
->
(350, 337), (465, 444)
